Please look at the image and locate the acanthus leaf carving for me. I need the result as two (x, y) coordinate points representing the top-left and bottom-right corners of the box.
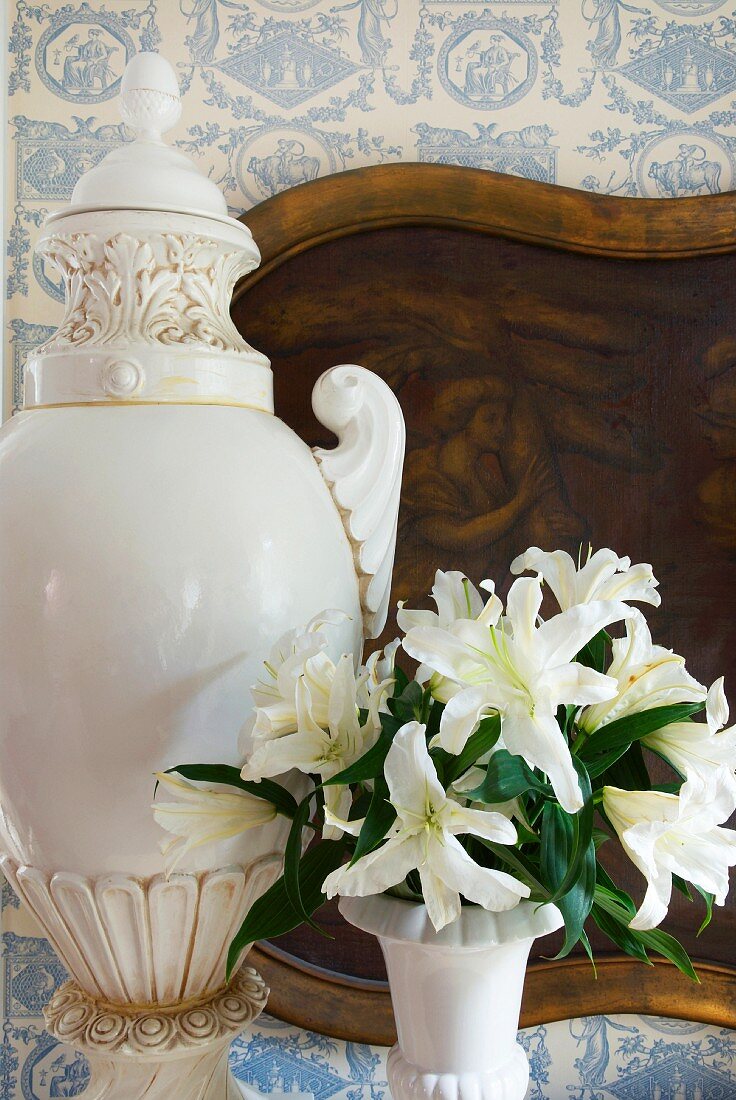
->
(37, 231), (258, 355)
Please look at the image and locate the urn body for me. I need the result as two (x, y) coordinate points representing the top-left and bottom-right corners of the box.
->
(0, 402), (361, 877)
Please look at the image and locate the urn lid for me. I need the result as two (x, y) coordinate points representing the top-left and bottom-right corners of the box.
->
(47, 52), (232, 225)
(26, 53), (272, 413)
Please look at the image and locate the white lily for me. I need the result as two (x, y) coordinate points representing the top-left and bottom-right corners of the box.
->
(246, 613), (348, 747)
(510, 546), (660, 612)
(398, 571), (503, 700)
(643, 678), (736, 797)
(242, 655), (376, 840)
(153, 772), (276, 871)
(403, 577), (627, 812)
(357, 639), (400, 727)
(322, 722), (530, 931)
(397, 570), (501, 632)
(579, 612), (706, 735)
(603, 778), (736, 930)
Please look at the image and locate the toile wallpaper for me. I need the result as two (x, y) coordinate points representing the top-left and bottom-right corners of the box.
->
(5, 1), (736, 1096)
(3, 884), (736, 1100)
(7, 1), (736, 414)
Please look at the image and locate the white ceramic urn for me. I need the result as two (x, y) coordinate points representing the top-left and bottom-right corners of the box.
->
(0, 53), (405, 1099)
(341, 895), (564, 1100)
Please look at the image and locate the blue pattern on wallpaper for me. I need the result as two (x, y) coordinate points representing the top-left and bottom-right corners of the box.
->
(2, 880), (736, 1100)
(9, 0), (736, 336)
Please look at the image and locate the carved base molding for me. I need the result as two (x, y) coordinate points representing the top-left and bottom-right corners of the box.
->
(387, 1045), (530, 1100)
(44, 966), (268, 1100)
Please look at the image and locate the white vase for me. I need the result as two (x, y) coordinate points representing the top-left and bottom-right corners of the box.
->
(340, 895), (564, 1100)
(0, 53), (405, 1100)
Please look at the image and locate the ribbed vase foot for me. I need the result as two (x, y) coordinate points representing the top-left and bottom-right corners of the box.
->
(386, 1044), (530, 1100)
(43, 966), (268, 1100)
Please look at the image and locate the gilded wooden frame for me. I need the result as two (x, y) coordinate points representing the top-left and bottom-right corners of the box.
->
(236, 164), (736, 1044)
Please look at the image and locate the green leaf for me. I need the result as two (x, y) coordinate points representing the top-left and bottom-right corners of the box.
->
(433, 714), (502, 789)
(542, 758), (594, 908)
(388, 680), (424, 722)
(322, 716), (402, 787)
(161, 764), (298, 819)
(226, 839), (345, 978)
(576, 629), (609, 674)
(592, 880), (698, 981)
(578, 928), (598, 977)
(636, 927), (699, 982)
(592, 739), (652, 788)
(540, 797), (595, 958)
(694, 885), (715, 936)
(581, 703), (705, 761)
(591, 902), (651, 965)
(474, 836), (548, 896)
(464, 749), (551, 803)
(392, 664), (409, 696)
(350, 776), (396, 865)
(283, 797), (323, 934)
(673, 874), (693, 902)
(424, 697), (444, 744)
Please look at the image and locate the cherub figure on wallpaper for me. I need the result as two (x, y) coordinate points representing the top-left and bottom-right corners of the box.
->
(582, 0), (651, 69)
(330, 0), (397, 68)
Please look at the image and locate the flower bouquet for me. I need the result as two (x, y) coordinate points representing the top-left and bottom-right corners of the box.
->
(155, 548), (736, 1100)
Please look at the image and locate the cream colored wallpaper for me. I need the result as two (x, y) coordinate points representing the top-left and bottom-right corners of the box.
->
(6, 0), (736, 415)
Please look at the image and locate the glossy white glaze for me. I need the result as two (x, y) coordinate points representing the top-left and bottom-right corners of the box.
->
(0, 402), (361, 876)
(341, 895), (564, 1100)
(0, 51), (405, 1099)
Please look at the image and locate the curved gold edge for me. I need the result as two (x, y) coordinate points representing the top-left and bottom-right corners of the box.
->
(233, 164), (736, 304)
(251, 945), (736, 1047)
(21, 400), (274, 413)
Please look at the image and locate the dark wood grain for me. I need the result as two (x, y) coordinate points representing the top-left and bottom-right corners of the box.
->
(234, 164), (736, 1040)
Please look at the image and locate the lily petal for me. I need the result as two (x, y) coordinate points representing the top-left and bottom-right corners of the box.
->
(502, 712), (583, 813)
(322, 833), (421, 899)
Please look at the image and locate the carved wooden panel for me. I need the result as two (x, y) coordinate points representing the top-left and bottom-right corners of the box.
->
(233, 165), (736, 1039)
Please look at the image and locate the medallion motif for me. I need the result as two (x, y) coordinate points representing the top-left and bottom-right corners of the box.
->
(35, 5), (134, 105)
(637, 130), (734, 196)
(236, 124), (338, 203)
(437, 18), (537, 109)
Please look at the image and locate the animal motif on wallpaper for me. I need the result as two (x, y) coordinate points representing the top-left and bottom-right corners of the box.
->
(413, 122), (558, 184)
(648, 144), (722, 196)
(248, 139), (321, 195)
(412, 123), (556, 149)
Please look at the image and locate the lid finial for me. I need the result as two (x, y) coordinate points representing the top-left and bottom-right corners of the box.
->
(119, 52), (182, 142)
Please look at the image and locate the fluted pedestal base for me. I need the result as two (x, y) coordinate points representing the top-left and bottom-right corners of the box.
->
(44, 966), (268, 1100)
(387, 1043), (530, 1100)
